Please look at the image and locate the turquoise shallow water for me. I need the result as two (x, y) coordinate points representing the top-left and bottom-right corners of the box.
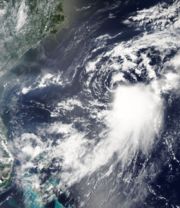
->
(0, 0), (180, 207)
(54, 200), (65, 208)
(24, 186), (43, 208)
(5, 197), (65, 208)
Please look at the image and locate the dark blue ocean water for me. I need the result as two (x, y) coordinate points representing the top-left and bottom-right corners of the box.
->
(0, 0), (180, 207)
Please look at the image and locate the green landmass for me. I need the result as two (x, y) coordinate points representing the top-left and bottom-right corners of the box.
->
(0, 0), (66, 75)
(0, 0), (65, 194)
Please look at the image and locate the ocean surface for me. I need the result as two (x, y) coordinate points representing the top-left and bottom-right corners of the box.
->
(0, 0), (180, 207)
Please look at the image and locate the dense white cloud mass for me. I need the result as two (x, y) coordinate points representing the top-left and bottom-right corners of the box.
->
(5, 0), (180, 206)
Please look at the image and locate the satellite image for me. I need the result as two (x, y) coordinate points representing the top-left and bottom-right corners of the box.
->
(0, 0), (180, 207)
